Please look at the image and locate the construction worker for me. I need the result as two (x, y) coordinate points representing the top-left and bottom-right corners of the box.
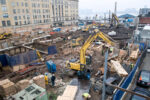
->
(45, 73), (48, 85)
(109, 47), (113, 53)
(130, 63), (134, 70)
(82, 93), (91, 100)
(51, 74), (56, 87)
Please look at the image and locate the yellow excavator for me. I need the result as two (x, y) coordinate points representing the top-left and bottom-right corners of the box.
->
(111, 13), (123, 28)
(66, 30), (115, 71)
(71, 37), (84, 47)
(82, 24), (96, 32)
(0, 33), (12, 40)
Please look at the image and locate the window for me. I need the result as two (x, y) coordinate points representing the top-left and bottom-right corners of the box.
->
(21, 2), (24, 6)
(7, 20), (11, 26)
(2, 21), (6, 27)
(0, 0), (6, 5)
(11, 2), (15, 7)
(2, 6), (7, 12)
(13, 9), (16, 14)
(3, 13), (8, 18)
(24, 21), (26, 24)
(26, 9), (29, 13)
(19, 16), (21, 19)
(15, 22), (18, 25)
(25, 3), (28, 7)
(17, 2), (19, 6)
(14, 16), (17, 20)
(23, 16), (26, 19)
(19, 21), (22, 25)
(22, 9), (24, 13)
(18, 9), (20, 13)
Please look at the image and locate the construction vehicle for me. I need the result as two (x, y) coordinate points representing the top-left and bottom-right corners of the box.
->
(0, 33), (12, 40)
(82, 25), (90, 32)
(71, 37), (84, 47)
(111, 13), (123, 28)
(66, 30), (115, 71)
(34, 49), (44, 62)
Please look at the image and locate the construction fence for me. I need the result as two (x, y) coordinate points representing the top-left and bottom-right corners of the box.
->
(113, 43), (147, 100)
(0, 50), (38, 67)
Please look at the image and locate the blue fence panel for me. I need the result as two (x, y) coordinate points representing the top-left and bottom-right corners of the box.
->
(48, 45), (57, 55)
(0, 54), (8, 66)
(2, 50), (38, 67)
(113, 45), (146, 100)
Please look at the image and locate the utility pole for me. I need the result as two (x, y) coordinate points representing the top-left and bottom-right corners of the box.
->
(114, 2), (117, 26)
(109, 10), (111, 24)
(102, 50), (108, 100)
(114, 2), (117, 15)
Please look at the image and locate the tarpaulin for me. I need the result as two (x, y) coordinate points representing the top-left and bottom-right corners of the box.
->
(0, 54), (8, 66)
(2, 50), (38, 67)
(48, 45), (57, 55)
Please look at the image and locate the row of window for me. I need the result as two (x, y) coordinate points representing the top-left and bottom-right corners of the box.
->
(32, 0), (49, 2)
(32, 3), (49, 8)
(14, 15), (30, 20)
(32, 9), (50, 14)
(1, 20), (11, 27)
(13, 9), (29, 14)
(11, 2), (28, 7)
(15, 21), (30, 26)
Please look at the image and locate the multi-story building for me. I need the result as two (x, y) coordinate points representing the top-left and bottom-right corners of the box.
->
(52, 0), (78, 26)
(139, 8), (150, 16)
(0, 0), (78, 32)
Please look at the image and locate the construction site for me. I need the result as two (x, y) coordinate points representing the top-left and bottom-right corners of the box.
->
(0, 0), (150, 100)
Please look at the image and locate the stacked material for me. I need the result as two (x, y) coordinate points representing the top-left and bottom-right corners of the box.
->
(57, 85), (78, 100)
(12, 64), (25, 72)
(16, 79), (30, 91)
(0, 79), (16, 96)
(33, 75), (45, 89)
(57, 96), (73, 100)
(111, 60), (128, 77)
(130, 49), (139, 60)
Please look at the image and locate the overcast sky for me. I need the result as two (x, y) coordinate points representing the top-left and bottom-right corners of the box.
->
(79, 0), (150, 18)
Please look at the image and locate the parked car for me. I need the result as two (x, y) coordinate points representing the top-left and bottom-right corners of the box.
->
(130, 87), (150, 100)
(137, 70), (150, 87)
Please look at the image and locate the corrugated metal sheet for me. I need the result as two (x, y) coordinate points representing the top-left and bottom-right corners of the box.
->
(139, 17), (150, 24)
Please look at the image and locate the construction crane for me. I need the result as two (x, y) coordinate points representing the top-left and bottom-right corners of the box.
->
(66, 30), (115, 71)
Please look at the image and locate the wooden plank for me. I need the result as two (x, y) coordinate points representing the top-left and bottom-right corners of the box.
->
(130, 49), (139, 60)
(57, 96), (73, 100)
(62, 85), (78, 99)
(111, 60), (128, 77)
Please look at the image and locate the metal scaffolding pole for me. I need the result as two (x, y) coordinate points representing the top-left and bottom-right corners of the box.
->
(102, 50), (108, 100)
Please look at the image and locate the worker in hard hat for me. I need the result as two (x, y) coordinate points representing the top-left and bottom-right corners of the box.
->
(82, 93), (91, 100)
(130, 63), (134, 70)
(45, 73), (48, 85)
(109, 47), (113, 53)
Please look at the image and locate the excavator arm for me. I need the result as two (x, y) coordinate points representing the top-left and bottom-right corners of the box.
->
(80, 31), (115, 65)
(112, 13), (120, 26)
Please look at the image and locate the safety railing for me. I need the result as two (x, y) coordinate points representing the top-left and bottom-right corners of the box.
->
(113, 44), (147, 100)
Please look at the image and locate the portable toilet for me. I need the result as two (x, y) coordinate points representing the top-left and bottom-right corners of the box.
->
(46, 60), (56, 73)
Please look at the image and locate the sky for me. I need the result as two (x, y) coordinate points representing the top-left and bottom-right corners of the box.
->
(79, 0), (150, 18)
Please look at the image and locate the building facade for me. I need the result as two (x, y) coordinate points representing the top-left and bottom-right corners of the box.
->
(139, 8), (150, 16)
(52, 0), (78, 26)
(0, 0), (78, 32)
